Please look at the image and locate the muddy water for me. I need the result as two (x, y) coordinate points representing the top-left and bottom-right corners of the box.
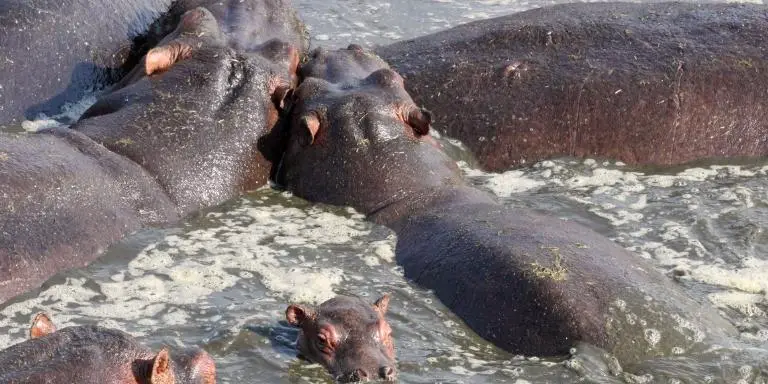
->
(3, 0), (768, 383)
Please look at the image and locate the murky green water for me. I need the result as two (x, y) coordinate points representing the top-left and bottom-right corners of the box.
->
(3, 1), (768, 383)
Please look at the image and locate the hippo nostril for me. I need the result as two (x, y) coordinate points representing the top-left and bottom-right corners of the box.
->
(352, 368), (369, 381)
(379, 366), (395, 379)
(347, 44), (364, 52)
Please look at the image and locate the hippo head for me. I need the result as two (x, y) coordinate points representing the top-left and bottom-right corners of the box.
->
(285, 295), (396, 382)
(25, 313), (216, 384)
(277, 46), (462, 218)
(73, 7), (299, 215)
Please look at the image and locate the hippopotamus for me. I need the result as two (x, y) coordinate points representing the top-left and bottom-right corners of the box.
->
(0, 0), (306, 126)
(0, 6), (303, 303)
(0, 0), (172, 126)
(276, 45), (739, 364)
(72, 5), (300, 215)
(375, 2), (768, 171)
(286, 295), (396, 383)
(0, 313), (215, 383)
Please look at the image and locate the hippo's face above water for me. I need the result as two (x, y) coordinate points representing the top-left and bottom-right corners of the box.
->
(0, 313), (216, 384)
(277, 46), (461, 216)
(73, 7), (299, 215)
(286, 295), (396, 382)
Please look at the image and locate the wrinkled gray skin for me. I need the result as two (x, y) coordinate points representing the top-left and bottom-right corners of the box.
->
(0, 313), (215, 383)
(277, 46), (739, 364)
(286, 295), (396, 383)
(73, 5), (301, 216)
(0, 6), (303, 303)
(0, 0), (174, 126)
(376, 2), (768, 172)
(0, 129), (178, 303)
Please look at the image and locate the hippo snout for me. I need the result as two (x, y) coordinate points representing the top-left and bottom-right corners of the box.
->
(338, 365), (396, 382)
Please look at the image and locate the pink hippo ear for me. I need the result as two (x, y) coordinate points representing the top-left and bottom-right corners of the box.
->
(373, 294), (391, 316)
(189, 349), (217, 384)
(271, 85), (294, 111)
(29, 313), (56, 339)
(298, 113), (321, 146)
(150, 348), (175, 384)
(407, 107), (432, 136)
(286, 304), (317, 327)
(145, 41), (194, 75)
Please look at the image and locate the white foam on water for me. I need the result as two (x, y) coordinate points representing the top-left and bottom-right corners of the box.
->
(20, 95), (98, 132)
(0, 193), (393, 348)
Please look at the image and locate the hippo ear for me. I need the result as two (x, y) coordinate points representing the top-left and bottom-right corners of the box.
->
(373, 294), (391, 316)
(145, 41), (194, 76)
(29, 313), (56, 339)
(150, 348), (174, 384)
(407, 107), (432, 136)
(272, 86), (294, 112)
(297, 113), (321, 146)
(176, 348), (216, 384)
(286, 304), (316, 327)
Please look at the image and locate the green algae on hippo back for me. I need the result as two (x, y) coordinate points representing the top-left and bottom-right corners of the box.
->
(375, 2), (768, 172)
(0, 313), (216, 384)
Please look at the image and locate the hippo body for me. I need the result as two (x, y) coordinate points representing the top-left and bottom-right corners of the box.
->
(390, 187), (735, 361)
(0, 5), (303, 303)
(0, 129), (179, 303)
(0, 0), (174, 125)
(0, 313), (215, 383)
(278, 46), (737, 363)
(376, 2), (768, 171)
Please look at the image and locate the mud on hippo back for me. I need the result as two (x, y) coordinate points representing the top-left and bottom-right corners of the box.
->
(277, 45), (738, 365)
(0, 313), (215, 383)
(376, 2), (768, 171)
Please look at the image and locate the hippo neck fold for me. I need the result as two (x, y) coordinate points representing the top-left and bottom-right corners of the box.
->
(369, 183), (498, 231)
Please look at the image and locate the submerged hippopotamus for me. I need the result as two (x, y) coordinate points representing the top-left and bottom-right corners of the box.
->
(286, 295), (396, 383)
(0, 5), (302, 303)
(0, 313), (215, 383)
(376, 2), (768, 171)
(276, 46), (738, 364)
(0, 0), (306, 126)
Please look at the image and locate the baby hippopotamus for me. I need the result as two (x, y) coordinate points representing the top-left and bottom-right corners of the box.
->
(0, 313), (215, 383)
(286, 295), (395, 382)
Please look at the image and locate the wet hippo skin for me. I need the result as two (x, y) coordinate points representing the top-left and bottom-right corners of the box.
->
(277, 46), (738, 364)
(0, 313), (215, 383)
(286, 295), (396, 383)
(1, 5), (303, 304)
(376, 2), (768, 171)
(0, 0), (175, 126)
(73, 5), (301, 216)
(0, 128), (179, 304)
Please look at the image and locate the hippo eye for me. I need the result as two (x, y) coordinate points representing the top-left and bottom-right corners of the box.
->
(316, 334), (331, 353)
